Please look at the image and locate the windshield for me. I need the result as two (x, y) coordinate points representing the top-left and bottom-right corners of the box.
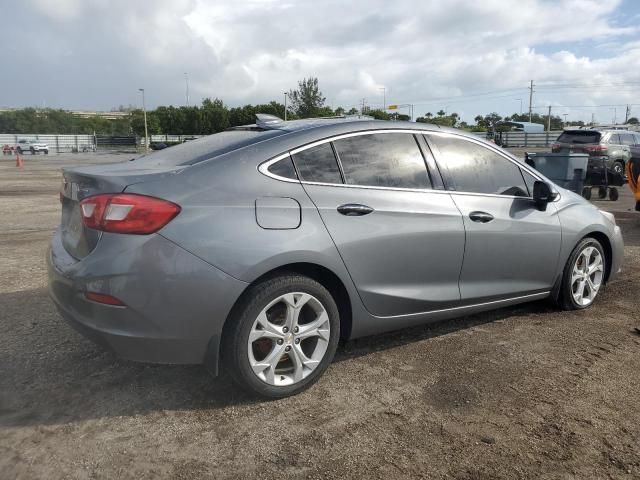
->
(130, 129), (286, 167)
(556, 131), (601, 144)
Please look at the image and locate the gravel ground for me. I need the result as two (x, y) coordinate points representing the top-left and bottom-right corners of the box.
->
(1, 152), (639, 479)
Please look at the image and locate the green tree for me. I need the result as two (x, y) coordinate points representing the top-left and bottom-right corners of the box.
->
(288, 77), (326, 118)
(626, 117), (638, 125)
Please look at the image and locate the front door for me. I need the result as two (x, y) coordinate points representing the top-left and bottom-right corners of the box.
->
(291, 132), (466, 317)
(427, 133), (562, 303)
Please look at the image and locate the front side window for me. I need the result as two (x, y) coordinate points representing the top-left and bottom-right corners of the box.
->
(428, 134), (528, 197)
(332, 133), (431, 189)
(607, 134), (621, 144)
(292, 143), (343, 184)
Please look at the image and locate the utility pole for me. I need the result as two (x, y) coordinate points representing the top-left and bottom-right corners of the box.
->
(611, 107), (617, 125)
(591, 113), (595, 126)
(139, 88), (149, 152)
(361, 98), (367, 115)
(528, 80), (534, 123)
(283, 92), (288, 121)
(547, 105), (552, 131)
(379, 87), (386, 110)
(625, 104), (631, 123)
(563, 113), (568, 127)
(184, 73), (189, 106)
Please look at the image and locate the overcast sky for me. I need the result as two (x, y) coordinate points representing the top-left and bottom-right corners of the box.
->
(2, 0), (639, 123)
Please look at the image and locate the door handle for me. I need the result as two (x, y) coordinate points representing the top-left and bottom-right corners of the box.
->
(337, 203), (374, 216)
(469, 211), (494, 223)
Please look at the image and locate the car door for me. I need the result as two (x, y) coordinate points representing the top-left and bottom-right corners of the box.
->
(426, 133), (562, 304)
(292, 131), (466, 317)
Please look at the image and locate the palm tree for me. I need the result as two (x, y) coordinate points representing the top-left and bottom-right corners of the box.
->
(437, 110), (445, 117)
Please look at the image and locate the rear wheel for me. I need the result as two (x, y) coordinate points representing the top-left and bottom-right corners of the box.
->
(608, 188), (619, 201)
(222, 273), (340, 398)
(581, 187), (592, 200)
(559, 238), (605, 310)
(612, 160), (624, 176)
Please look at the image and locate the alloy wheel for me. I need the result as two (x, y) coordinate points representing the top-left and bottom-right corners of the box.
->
(248, 292), (330, 386)
(570, 246), (604, 306)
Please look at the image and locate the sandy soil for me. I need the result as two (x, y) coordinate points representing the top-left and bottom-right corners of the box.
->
(1, 152), (639, 479)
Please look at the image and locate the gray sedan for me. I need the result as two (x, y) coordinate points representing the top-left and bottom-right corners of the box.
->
(48, 116), (624, 398)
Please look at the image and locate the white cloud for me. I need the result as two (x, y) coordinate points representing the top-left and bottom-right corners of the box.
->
(4, 0), (639, 122)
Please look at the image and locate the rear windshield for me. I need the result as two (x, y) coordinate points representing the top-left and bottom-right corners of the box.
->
(130, 130), (285, 167)
(556, 131), (601, 144)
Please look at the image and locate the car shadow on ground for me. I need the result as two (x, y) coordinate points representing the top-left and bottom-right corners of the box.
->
(0, 287), (555, 428)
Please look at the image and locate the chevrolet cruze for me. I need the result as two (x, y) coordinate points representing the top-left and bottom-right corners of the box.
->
(48, 116), (624, 398)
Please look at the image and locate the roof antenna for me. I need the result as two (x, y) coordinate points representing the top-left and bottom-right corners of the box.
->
(255, 114), (283, 129)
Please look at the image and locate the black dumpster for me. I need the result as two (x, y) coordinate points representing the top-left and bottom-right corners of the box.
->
(525, 152), (588, 195)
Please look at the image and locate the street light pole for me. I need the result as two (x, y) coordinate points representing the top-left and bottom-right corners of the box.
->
(139, 88), (149, 152)
(379, 87), (386, 110)
(184, 73), (189, 107)
(283, 92), (288, 121)
(563, 113), (568, 127)
(515, 98), (522, 115)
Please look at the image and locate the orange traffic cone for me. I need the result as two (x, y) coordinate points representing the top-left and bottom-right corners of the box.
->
(15, 152), (24, 168)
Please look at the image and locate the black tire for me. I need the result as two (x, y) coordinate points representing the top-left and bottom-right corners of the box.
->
(221, 273), (340, 398)
(608, 188), (619, 201)
(559, 237), (605, 311)
(44, 149), (49, 155)
(597, 186), (607, 199)
(581, 187), (592, 200)
(30, 148), (35, 155)
(612, 160), (624, 177)
(16, 147), (22, 154)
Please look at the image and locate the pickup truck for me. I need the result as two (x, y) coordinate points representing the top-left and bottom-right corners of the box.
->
(16, 139), (49, 154)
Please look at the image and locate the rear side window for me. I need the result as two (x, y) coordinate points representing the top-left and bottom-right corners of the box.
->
(607, 133), (620, 144)
(556, 131), (601, 144)
(292, 143), (343, 184)
(428, 135), (528, 197)
(267, 156), (298, 180)
(332, 133), (431, 189)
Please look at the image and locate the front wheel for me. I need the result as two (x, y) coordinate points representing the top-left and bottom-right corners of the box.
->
(559, 238), (606, 310)
(222, 274), (340, 398)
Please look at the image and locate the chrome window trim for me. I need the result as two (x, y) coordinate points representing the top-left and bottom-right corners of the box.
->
(257, 128), (551, 201)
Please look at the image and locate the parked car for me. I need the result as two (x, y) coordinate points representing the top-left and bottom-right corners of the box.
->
(552, 128), (640, 176)
(16, 139), (49, 155)
(150, 142), (168, 150)
(48, 116), (624, 398)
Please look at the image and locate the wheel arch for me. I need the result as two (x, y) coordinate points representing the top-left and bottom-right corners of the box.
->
(221, 262), (353, 343)
(583, 231), (613, 283)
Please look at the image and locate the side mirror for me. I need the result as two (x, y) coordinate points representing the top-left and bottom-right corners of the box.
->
(532, 181), (557, 211)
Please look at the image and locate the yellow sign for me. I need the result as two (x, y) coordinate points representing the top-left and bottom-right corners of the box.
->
(387, 104), (398, 110)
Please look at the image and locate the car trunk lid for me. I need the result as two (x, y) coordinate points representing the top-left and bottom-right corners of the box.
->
(59, 162), (185, 259)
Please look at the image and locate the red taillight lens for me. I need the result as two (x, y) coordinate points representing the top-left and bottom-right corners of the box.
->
(79, 194), (181, 234)
(585, 145), (607, 154)
(84, 292), (125, 306)
(551, 143), (561, 151)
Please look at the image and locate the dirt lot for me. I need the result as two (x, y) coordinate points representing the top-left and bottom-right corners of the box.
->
(1, 152), (639, 479)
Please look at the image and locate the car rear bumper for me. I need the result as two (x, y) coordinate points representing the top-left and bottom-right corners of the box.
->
(47, 228), (248, 368)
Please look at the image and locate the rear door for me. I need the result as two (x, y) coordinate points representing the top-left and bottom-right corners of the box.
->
(294, 131), (465, 317)
(426, 133), (562, 303)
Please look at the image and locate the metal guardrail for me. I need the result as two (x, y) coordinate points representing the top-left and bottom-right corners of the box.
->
(496, 131), (563, 147)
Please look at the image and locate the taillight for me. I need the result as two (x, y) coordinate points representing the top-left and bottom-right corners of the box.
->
(585, 145), (608, 154)
(551, 143), (561, 151)
(79, 194), (181, 234)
